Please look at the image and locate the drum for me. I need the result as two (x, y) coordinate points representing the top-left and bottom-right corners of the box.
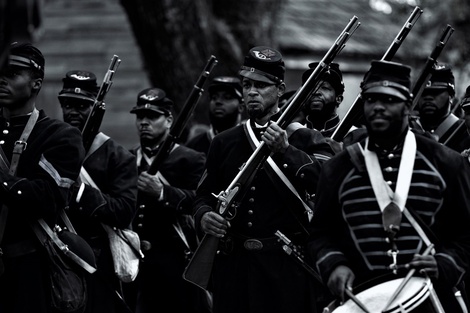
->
(323, 276), (438, 313)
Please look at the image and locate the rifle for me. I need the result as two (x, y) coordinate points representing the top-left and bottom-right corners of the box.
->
(409, 24), (454, 112)
(183, 15), (360, 290)
(274, 230), (322, 283)
(408, 24), (454, 136)
(81, 55), (121, 153)
(331, 6), (423, 142)
(146, 55), (218, 175)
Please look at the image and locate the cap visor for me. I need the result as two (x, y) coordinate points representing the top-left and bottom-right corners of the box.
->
(363, 86), (408, 101)
(130, 107), (167, 115)
(58, 93), (95, 102)
(239, 70), (277, 84)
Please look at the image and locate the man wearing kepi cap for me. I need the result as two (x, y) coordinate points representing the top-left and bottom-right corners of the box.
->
(309, 60), (470, 313)
(287, 62), (347, 154)
(192, 46), (334, 313)
(127, 87), (210, 313)
(413, 63), (468, 152)
(0, 42), (86, 312)
(186, 76), (244, 154)
(301, 62), (345, 137)
(57, 70), (138, 313)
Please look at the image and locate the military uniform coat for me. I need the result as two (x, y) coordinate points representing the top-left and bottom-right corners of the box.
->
(309, 133), (470, 312)
(129, 144), (209, 313)
(193, 120), (335, 313)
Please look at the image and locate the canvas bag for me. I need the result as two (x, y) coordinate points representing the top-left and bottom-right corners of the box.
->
(100, 223), (144, 282)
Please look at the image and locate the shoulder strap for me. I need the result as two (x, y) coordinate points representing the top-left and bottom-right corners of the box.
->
(243, 121), (313, 232)
(85, 132), (110, 161)
(346, 142), (366, 172)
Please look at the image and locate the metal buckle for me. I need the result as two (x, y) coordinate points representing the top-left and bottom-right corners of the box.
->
(244, 239), (263, 251)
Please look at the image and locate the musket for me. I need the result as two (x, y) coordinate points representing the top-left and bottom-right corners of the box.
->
(409, 24), (454, 112)
(146, 55), (217, 175)
(81, 55), (121, 153)
(408, 24), (454, 135)
(331, 6), (423, 142)
(183, 15), (360, 290)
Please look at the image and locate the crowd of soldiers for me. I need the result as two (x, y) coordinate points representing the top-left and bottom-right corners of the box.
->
(1, 38), (470, 313)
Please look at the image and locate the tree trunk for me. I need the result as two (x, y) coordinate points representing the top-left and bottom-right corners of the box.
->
(119, 0), (283, 126)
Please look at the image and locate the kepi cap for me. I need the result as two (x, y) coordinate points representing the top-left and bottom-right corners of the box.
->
(58, 70), (99, 102)
(361, 60), (412, 101)
(130, 87), (173, 115)
(424, 63), (455, 96)
(8, 42), (45, 78)
(208, 76), (242, 100)
(302, 62), (344, 94)
(239, 46), (285, 84)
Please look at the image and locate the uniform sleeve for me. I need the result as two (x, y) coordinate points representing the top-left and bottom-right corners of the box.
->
(271, 127), (334, 195)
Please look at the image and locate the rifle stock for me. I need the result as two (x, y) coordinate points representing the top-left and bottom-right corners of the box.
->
(81, 55), (121, 153)
(331, 6), (423, 142)
(146, 55), (217, 175)
(183, 15), (360, 290)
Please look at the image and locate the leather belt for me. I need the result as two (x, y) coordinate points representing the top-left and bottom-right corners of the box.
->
(222, 232), (303, 252)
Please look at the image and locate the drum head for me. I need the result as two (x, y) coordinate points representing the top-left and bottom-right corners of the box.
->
(324, 276), (431, 313)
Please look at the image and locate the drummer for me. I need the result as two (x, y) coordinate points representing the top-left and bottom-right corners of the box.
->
(308, 60), (470, 312)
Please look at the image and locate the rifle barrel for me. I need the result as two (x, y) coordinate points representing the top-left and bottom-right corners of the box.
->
(331, 6), (423, 142)
(410, 24), (454, 112)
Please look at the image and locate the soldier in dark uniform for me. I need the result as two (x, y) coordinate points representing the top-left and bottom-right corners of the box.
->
(413, 63), (469, 152)
(287, 62), (349, 154)
(58, 70), (138, 313)
(127, 87), (210, 313)
(309, 60), (470, 312)
(186, 76), (244, 155)
(0, 42), (85, 313)
(193, 46), (335, 313)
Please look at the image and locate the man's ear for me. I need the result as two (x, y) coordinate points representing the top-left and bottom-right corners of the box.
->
(32, 78), (42, 92)
(335, 95), (344, 106)
(166, 114), (174, 128)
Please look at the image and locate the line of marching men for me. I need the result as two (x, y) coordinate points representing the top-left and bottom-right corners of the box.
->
(2, 39), (470, 313)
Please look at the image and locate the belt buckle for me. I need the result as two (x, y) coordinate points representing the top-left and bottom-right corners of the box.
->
(244, 239), (263, 251)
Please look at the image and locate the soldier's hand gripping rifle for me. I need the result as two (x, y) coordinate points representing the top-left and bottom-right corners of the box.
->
(331, 6), (423, 142)
(145, 55), (217, 176)
(183, 15), (360, 290)
(81, 55), (121, 153)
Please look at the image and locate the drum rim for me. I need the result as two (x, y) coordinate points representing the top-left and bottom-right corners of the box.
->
(324, 275), (432, 313)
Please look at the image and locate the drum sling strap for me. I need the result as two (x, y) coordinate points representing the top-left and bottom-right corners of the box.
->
(243, 122), (312, 236)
